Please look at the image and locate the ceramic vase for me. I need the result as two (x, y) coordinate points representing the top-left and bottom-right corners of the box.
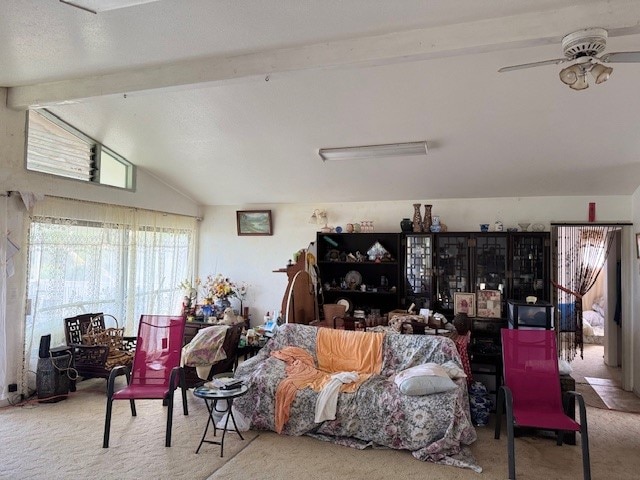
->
(400, 218), (413, 232)
(422, 204), (432, 232)
(412, 204), (422, 232)
(214, 297), (232, 315)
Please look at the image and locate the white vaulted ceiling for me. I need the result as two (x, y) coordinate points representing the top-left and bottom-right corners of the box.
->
(3, 0), (640, 205)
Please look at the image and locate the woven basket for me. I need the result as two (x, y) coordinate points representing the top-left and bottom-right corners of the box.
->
(323, 303), (346, 321)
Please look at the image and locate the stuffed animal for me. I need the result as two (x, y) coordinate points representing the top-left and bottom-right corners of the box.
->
(221, 307), (244, 326)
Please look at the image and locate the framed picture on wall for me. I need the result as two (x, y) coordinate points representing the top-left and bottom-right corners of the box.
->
(636, 233), (640, 258)
(454, 292), (476, 316)
(236, 210), (273, 236)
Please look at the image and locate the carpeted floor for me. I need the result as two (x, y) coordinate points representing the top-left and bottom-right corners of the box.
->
(205, 344), (640, 480)
(3, 347), (640, 480)
(207, 407), (640, 480)
(0, 379), (257, 480)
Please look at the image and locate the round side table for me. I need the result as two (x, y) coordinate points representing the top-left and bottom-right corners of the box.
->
(193, 383), (249, 457)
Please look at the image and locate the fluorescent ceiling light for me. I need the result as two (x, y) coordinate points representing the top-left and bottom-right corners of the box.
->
(319, 141), (427, 161)
(59, 0), (161, 13)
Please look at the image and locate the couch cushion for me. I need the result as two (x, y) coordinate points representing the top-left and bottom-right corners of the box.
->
(394, 363), (457, 396)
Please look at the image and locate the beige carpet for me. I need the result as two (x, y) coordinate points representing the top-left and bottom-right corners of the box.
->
(3, 360), (640, 480)
(0, 379), (257, 480)
(208, 407), (640, 480)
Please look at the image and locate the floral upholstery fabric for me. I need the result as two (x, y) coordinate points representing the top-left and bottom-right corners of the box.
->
(233, 323), (481, 472)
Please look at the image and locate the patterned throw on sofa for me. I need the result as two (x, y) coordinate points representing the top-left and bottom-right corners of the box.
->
(233, 323), (481, 472)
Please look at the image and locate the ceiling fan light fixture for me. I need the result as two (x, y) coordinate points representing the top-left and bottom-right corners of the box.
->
(569, 76), (589, 90)
(590, 63), (613, 84)
(559, 64), (581, 86)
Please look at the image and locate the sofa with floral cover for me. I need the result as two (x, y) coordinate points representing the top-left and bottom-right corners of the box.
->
(232, 323), (480, 472)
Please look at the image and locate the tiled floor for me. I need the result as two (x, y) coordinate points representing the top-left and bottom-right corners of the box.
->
(585, 376), (640, 413)
(571, 344), (640, 414)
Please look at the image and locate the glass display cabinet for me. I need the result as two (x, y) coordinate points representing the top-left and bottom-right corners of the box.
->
(433, 234), (470, 314)
(510, 233), (550, 302)
(403, 234), (433, 310)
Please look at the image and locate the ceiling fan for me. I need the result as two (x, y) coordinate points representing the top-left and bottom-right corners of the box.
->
(499, 27), (640, 90)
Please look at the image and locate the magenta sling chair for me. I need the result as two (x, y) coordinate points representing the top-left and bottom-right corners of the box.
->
(495, 329), (590, 480)
(103, 315), (188, 448)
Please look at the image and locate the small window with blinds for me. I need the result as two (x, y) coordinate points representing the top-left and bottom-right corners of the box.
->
(26, 110), (134, 190)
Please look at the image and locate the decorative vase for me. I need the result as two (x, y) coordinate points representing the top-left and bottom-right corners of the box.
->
(422, 204), (432, 232)
(400, 218), (413, 232)
(214, 297), (232, 315)
(412, 204), (422, 232)
(453, 312), (472, 335)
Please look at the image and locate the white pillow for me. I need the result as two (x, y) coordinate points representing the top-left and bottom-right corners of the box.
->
(592, 303), (605, 317)
(394, 363), (457, 396)
(440, 360), (467, 379)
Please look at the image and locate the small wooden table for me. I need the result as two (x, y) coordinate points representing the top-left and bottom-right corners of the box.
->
(193, 384), (248, 457)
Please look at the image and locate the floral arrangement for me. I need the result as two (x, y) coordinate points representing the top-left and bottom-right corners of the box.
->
(179, 275), (248, 308)
(178, 278), (201, 306)
(203, 274), (237, 301)
(235, 281), (249, 301)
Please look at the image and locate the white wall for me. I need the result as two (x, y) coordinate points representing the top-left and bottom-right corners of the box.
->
(198, 195), (632, 326)
(631, 186), (640, 395)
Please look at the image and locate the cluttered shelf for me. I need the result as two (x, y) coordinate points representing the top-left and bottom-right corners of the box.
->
(317, 261), (398, 266)
(324, 288), (397, 295)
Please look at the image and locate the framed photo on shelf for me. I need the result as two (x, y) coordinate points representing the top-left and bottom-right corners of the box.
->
(476, 289), (502, 318)
(236, 210), (273, 236)
(454, 292), (476, 316)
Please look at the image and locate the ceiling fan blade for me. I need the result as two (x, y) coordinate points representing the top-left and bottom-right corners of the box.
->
(498, 58), (567, 73)
(600, 51), (640, 63)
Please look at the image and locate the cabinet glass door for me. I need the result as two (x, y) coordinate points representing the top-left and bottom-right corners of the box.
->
(511, 234), (548, 301)
(474, 234), (508, 298)
(404, 235), (432, 309)
(434, 235), (469, 313)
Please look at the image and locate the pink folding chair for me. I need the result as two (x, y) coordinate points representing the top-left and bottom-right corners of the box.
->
(103, 315), (188, 448)
(495, 329), (590, 480)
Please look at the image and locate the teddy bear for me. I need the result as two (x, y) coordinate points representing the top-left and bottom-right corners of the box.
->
(221, 307), (244, 326)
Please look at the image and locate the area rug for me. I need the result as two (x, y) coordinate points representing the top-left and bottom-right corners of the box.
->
(0, 379), (257, 480)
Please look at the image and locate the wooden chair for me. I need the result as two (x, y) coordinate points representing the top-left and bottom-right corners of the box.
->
(103, 314), (188, 448)
(183, 323), (244, 387)
(495, 329), (590, 480)
(64, 313), (135, 381)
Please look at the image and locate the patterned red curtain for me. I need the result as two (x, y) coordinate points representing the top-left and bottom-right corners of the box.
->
(553, 225), (618, 360)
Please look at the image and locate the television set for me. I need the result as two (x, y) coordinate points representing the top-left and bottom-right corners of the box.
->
(507, 299), (554, 330)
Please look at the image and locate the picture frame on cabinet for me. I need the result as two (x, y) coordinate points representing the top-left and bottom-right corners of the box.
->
(454, 292), (476, 316)
(236, 210), (273, 236)
(476, 289), (502, 318)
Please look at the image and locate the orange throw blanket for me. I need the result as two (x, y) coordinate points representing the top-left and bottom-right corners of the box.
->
(271, 329), (384, 433)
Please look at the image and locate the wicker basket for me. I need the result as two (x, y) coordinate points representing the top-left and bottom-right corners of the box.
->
(323, 303), (346, 322)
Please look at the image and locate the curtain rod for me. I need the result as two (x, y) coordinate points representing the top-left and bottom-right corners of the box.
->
(551, 221), (632, 226)
(44, 194), (201, 220)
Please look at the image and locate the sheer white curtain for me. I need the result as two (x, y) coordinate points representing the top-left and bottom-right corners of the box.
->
(0, 195), (7, 400)
(23, 197), (197, 389)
